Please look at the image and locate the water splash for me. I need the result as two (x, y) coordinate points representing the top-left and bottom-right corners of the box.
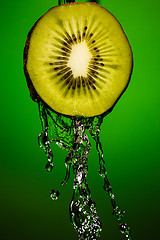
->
(35, 98), (132, 240)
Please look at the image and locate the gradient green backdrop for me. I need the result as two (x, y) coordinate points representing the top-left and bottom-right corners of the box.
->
(1, 0), (160, 239)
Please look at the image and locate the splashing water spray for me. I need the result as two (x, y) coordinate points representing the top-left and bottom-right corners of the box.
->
(23, 0), (133, 239)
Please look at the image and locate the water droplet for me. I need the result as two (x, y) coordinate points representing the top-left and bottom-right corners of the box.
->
(119, 223), (131, 235)
(45, 162), (53, 172)
(50, 189), (60, 200)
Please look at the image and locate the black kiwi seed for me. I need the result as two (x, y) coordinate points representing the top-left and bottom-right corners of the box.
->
(60, 51), (68, 56)
(90, 70), (99, 78)
(54, 61), (66, 65)
(77, 31), (81, 41)
(72, 34), (77, 42)
(64, 32), (73, 44)
(92, 40), (96, 44)
(64, 37), (72, 44)
(93, 61), (100, 66)
(77, 77), (81, 88)
(67, 79), (73, 89)
(90, 83), (96, 90)
(61, 47), (71, 53)
(93, 65), (99, 70)
(86, 82), (92, 95)
(61, 41), (69, 47)
(88, 75), (96, 83)
(66, 77), (72, 84)
(59, 76), (71, 86)
(49, 63), (53, 65)
(100, 63), (105, 66)
(57, 56), (67, 60)
(84, 26), (88, 31)
(67, 85), (71, 90)
(65, 31), (71, 39)
(57, 67), (69, 76)
(91, 69), (98, 74)
(72, 81), (76, 89)
(56, 66), (64, 70)
(54, 67), (60, 71)
(60, 77), (73, 92)
(63, 70), (72, 79)
(81, 77), (86, 87)
(82, 78), (87, 95)
(71, 81), (76, 96)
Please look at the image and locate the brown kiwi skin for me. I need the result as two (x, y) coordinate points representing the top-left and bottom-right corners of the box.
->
(23, 2), (133, 119)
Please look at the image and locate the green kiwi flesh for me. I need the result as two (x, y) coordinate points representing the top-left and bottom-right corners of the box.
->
(24, 2), (133, 117)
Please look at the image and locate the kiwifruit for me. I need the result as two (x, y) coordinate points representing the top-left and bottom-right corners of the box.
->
(24, 2), (133, 117)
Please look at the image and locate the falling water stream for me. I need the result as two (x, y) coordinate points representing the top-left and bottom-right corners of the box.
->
(35, 98), (132, 240)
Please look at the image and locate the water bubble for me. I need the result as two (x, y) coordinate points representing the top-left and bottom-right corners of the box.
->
(50, 189), (60, 200)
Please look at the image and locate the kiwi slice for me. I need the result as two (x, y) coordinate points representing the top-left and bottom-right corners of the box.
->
(24, 2), (133, 117)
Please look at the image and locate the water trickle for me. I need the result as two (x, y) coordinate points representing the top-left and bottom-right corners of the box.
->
(45, 162), (53, 172)
(35, 99), (133, 239)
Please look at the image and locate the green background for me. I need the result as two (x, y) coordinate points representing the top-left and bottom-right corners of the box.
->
(1, 0), (159, 239)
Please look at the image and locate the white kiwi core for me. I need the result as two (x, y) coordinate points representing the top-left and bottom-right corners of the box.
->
(67, 41), (92, 78)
